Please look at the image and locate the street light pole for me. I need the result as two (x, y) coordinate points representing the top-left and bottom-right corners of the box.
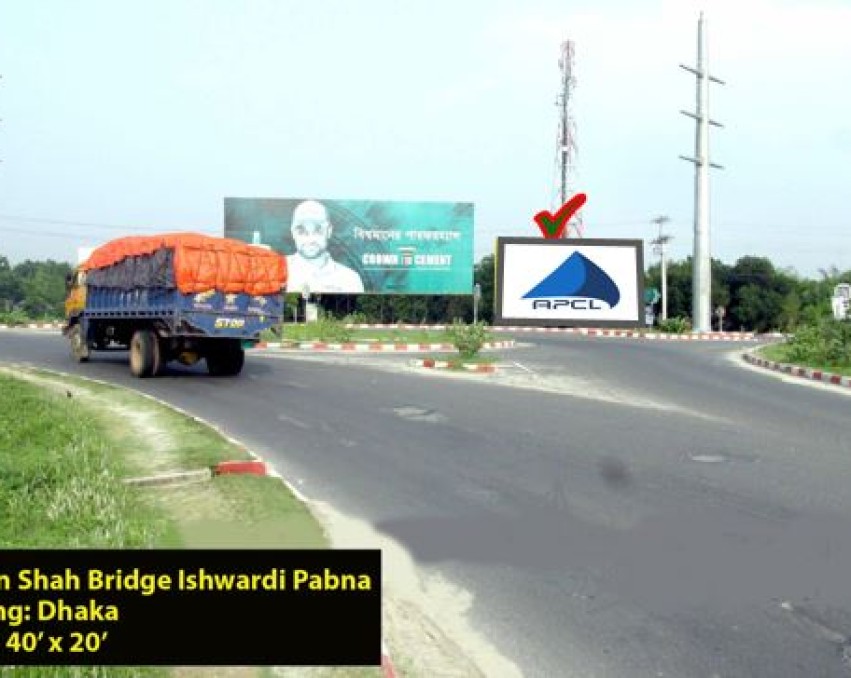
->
(473, 283), (481, 325)
(650, 216), (672, 321)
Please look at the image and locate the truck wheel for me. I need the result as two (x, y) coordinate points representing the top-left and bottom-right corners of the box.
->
(206, 340), (245, 376)
(129, 329), (161, 378)
(69, 325), (90, 363)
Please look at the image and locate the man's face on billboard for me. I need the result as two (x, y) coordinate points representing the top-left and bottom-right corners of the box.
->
(292, 220), (330, 259)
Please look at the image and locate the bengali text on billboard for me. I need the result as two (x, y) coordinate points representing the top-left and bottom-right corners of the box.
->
(224, 198), (474, 295)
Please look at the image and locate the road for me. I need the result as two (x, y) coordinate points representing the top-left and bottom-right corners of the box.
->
(2, 330), (851, 677)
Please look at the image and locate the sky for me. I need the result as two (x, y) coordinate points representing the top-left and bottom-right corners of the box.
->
(0, 0), (848, 279)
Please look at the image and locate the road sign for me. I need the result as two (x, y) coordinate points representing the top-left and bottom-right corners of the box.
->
(645, 288), (661, 305)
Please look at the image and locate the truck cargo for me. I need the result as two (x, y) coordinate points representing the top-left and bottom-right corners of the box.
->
(62, 232), (287, 377)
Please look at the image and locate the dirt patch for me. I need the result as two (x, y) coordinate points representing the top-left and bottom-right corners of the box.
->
(308, 499), (523, 678)
(0, 365), (189, 476)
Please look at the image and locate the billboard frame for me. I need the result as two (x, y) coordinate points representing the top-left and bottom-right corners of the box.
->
(223, 197), (474, 296)
(494, 236), (645, 328)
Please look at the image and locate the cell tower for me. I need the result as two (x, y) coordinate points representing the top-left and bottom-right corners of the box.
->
(555, 40), (582, 238)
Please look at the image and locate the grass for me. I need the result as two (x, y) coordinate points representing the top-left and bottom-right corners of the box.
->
(0, 366), (388, 678)
(262, 324), (482, 345)
(755, 341), (851, 377)
(0, 373), (171, 549)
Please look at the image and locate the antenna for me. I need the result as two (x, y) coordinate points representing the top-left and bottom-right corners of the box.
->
(556, 40), (582, 237)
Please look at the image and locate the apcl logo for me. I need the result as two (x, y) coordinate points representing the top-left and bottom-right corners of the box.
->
(523, 252), (620, 310)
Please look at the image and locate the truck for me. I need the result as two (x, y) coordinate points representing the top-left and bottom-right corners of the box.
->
(62, 232), (288, 378)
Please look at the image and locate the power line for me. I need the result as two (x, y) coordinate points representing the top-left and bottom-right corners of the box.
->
(0, 213), (203, 233)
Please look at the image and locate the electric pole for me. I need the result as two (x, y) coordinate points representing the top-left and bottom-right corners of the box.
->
(650, 216), (672, 321)
(556, 40), (582, 238)
(679, 11), (724, 333)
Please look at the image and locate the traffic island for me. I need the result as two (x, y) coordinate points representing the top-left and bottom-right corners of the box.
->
(252, 340), (516, 352)
(408, 358), (498, 374)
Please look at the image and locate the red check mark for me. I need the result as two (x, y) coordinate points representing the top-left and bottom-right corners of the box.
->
(534, 193), (587, 239)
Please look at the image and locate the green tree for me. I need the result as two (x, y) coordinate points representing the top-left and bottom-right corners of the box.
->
(13, 259), (73, 318)
(0, 256), (21, 312)
(474, 254), (495, 324)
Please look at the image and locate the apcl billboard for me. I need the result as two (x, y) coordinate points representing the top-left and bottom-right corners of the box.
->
(494, 237), (644, 327)
(224, 198), (474, 295)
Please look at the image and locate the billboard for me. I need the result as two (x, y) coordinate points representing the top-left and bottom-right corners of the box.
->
(494, 237), (644, 327)
(224, 198), (474, 295)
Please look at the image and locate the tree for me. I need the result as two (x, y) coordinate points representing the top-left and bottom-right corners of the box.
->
(0, 256), (21, 312)
(474, 254), (495, 324)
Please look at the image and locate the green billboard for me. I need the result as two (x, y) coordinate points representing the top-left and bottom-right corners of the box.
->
(224, 198), (474, 295)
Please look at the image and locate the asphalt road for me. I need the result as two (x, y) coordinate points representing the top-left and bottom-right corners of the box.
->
(2, 330), (851, 678)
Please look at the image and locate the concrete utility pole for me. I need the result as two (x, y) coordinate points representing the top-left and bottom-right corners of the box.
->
(680, 11), (724, 332)
(651, 216), (672, 321)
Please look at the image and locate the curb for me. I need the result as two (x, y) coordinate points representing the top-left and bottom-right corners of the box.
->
(213, 459), (268, 476)
(343, 323), (760, 341)
(0, 323), (63, 330)
(122, 468), (212, 487)
(252, 340), (515, 352)
(742, 350), (851, 389)
(409, 359), (497, 374)
(382, 641), (397, 678)
(8, 363), (401, 676)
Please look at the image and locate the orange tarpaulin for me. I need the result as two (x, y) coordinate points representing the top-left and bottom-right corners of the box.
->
(80, 233), (288, 295)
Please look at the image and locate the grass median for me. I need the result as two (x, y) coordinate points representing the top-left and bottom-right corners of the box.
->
(0, 366), (384, 678)
(755, 341), (851, 378)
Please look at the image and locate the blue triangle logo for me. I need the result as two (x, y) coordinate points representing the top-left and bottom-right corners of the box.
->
(523, 252), (620, 307)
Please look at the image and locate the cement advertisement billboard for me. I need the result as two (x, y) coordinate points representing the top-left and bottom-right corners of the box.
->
(494, 237), (644, 327)
(224, 198), (474, 295)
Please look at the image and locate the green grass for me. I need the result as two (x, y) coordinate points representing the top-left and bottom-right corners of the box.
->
(0, 367), (332, 678)
(755, 341), (851, 377)
(0, 669), (169, 678)
(262, 324), (498, 346)
(0, 374), (171, 549)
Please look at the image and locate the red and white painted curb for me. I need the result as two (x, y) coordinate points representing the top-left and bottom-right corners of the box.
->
(743, 352), (851, 389)
(0, 322), (63, 330)
(409, 358), (497, 373)
(253, 340), (515, 352)
(344, 323), (760, 341)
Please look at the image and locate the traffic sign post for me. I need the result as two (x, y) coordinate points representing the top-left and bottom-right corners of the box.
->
(644, 288), (661, 306)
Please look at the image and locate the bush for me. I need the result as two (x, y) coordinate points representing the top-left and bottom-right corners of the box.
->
(445, 320), (489, 359)
(342, 311), (369, 325)
(283, 316), (353, 343)
(0, 310), (34, 326)
(657, 316), (692, 334)
(786, 318), (851, 366)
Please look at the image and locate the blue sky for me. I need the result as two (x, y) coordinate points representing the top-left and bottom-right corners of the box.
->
(0, 0), (848, 278)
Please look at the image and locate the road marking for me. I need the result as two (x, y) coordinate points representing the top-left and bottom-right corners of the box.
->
(276, 413), (310, 429)
(512, 361), (535, 374)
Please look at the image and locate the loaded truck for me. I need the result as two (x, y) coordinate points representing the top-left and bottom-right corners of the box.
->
(62, 233), (287, 378)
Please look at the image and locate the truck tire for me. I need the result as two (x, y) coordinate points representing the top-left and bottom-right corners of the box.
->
(69, 325), (90, 363)
(206, 340), (245, 377)
(129, 329), (161, 378)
